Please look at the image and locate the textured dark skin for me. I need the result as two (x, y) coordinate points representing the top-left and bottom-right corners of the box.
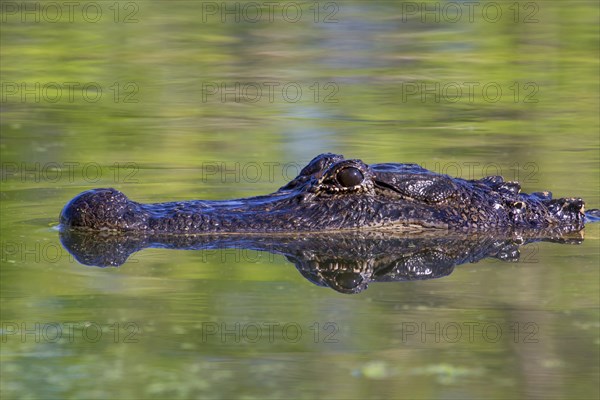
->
(60, 153), (593, 234)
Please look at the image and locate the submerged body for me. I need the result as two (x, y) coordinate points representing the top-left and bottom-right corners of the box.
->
(60, 153), (591, 234)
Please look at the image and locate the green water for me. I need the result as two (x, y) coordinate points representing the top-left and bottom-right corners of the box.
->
(1, 1), (599, 399)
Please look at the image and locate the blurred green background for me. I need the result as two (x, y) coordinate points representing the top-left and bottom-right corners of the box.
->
(1, 1), (599, 399)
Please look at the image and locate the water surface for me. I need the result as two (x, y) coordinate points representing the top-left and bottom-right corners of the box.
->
(1, 1), (599, 399)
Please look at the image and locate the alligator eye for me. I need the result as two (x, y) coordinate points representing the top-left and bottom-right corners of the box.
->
(336, 167), (364, 188)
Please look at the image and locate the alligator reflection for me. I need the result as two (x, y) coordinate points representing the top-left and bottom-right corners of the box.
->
(59, 230), (584, 294)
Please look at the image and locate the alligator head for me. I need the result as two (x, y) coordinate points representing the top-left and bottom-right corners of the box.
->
(60, 153), (593, 233)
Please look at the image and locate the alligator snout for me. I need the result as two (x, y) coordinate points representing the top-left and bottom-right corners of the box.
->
(60, 188), (147, 231)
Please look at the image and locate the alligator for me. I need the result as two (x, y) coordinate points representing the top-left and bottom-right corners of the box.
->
(59, 229), (585, 293)
(60, 153), (598, 234)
